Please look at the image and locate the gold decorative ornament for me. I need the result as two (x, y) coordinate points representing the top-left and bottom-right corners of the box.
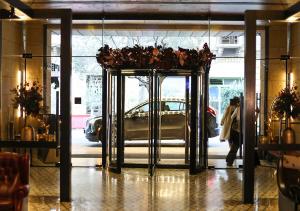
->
(21, 126), (35, 141)
(259, 135), (269, 144)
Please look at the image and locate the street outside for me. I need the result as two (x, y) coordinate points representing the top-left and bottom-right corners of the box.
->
(71, 129), (242, 167)
(71, 129), (231, 157)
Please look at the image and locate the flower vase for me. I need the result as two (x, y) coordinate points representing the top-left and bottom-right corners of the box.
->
(21, 126), (35, 141)
(21, 115), (35, 141)
(282, 118), (295, 144)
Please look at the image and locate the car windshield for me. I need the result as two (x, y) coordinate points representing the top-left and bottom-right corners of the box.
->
(132, 101), (184, 113)
(138, 104), (149, 112)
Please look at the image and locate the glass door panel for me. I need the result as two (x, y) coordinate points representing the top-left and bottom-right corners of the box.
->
(190, 69), (206, 174)
(123, 75), (150, 166)
(153, 72), (161, 168)
(197, 70), (207, 169)
(107, 71), (121, 173)
(157, 75), (188, 166)
(148, 71), (154, 175)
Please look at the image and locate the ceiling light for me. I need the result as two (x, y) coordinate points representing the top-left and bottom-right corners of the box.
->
(286, 16), (298, 22)
(15, 9), (31, 20)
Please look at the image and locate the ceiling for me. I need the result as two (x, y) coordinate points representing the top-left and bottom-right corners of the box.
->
(1, 0), (299, 25)
(16, 0), (300, 15)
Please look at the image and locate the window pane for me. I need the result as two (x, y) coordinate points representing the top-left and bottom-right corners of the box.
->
(179, 102), (185, 111)
(138, 104), (149, 112)
(164, 102), (180, 111)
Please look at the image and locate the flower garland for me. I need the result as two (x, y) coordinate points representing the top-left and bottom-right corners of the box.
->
(96, 43), (213, 70)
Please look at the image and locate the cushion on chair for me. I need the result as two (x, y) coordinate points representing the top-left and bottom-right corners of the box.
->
(277, 156), (300, 205)
(0, 152), (30, 211)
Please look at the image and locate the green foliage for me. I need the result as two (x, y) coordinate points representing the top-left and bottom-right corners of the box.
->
(220, 86), (243, 113)
(10, 81), (46, 117)
(272, 85), (300, 118)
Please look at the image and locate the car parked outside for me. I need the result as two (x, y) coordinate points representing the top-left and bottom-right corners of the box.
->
(84, 99), (219, 142)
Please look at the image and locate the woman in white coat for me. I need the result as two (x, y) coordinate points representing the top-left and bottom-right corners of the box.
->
(219, 98), (238, 142)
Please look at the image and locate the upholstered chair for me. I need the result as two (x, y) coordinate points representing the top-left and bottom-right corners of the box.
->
(0, 152), (30, 211)
(277, 155), (300, 211)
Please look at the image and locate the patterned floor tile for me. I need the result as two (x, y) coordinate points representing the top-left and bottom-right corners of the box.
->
(28, 166), (278, 211)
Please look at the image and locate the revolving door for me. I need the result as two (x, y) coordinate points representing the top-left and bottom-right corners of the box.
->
(105, 68), (208, 175)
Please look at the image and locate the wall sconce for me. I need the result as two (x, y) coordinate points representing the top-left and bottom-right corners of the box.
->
(280, 54), (291, 88)
(9, 6), (15, 19)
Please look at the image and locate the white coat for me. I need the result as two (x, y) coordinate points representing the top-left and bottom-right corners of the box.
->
(220, 105), (236, 141)
(231, 106), (240, 133)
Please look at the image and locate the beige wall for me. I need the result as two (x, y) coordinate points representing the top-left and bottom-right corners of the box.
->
(266, 22), (300, 143)
(291, 22), (300, 88)
(0, 21), (45, 139)
(290, 22), (300, 143)
(0, 21), (23, 139)
(259, 23), (288, 141)
(268, 23), (288, 106)
(24, 22), (44, 83)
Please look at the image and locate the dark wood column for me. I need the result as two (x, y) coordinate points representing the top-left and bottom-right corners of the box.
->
(60, 10), (72, 202)
(242, 10), (285, 204)
(32, 8), (72, 202)
(243, 10), (256, 204)
(101, 69), (107, 167)
(189, 71), (197, 174)
(263, 26), (269, 135)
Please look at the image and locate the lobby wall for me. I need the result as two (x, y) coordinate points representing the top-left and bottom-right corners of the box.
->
(0, 21), (45, 139)
(268, 23), (287, 107)
(0, 20), (23, 139)
(267, 22), (300, 143)
(290, 22), (300, 143)
(23, 22), (44, 84)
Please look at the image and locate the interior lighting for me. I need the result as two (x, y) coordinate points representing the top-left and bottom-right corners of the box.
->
(290, 72), (294, 88)
(10, 6), (31, 20)
(17, 70), (21, 84)
(286, 16), (299, 22)
(17, 69), (26, 84)
(17, 70), (21, 117)
(17, 70), (24, 118)
(17, 14), (30, 20)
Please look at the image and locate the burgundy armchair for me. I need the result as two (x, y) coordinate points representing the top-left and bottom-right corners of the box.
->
(277, 156), (300, 211)
(0, 152), (30, 211)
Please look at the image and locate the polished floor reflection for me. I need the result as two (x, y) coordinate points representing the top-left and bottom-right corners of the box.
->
(28, 166), (278, 210)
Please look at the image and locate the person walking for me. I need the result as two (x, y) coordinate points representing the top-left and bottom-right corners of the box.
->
(226, 98), (241, 166)
(219, 98), (238, 143)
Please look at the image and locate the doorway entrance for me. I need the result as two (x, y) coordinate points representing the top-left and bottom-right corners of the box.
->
(122, 76), (189, 167)
(106, 69), (207, 175)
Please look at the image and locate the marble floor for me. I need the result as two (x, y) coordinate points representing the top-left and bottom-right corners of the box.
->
(28, 166), (278, 211)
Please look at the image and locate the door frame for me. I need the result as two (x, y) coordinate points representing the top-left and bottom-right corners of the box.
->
(105, 69), (209, 175)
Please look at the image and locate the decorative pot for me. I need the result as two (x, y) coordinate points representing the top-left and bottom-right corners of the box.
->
(282, 127), (295, 144)
(21, 126), (35, 141)
(270, 136), (279, 144)
(282, 117), (296, 144)
(259, 135), (269, 144)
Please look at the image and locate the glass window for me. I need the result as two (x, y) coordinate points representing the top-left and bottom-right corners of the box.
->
(137, 104), (149, 112)
(179, 102), (186, 111)
(221, 36), (238, 44)
(164, 102), (180, 111)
